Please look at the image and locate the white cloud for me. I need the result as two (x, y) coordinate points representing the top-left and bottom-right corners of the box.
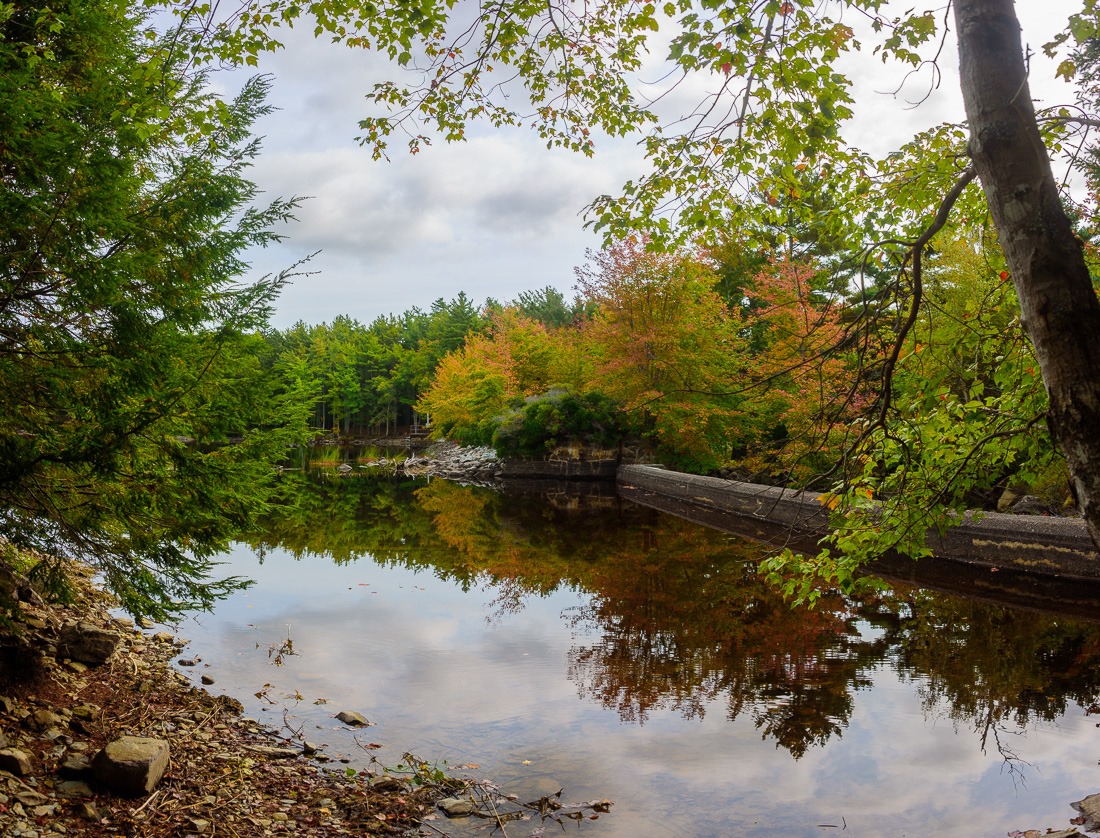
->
(227, 1), (1084, 328)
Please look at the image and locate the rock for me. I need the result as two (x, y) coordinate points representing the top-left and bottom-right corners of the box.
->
(301, 741), (320, 756)
(0, 695), (15, 714)
(997, 487), (1022, 512)
(438, 797), (477, 817)
(137, 617), (155, 629)
(0, 748), (33, 776)
(368, 775), (406, 792)
(55, 780), (93, 798)
(152, 631), (175, 643)
(1011, 494), (1053, 515)
(59, 753), (92, 776)
(13, 787), (49, 806)
(215, 695), (244, 715)
(57, 621), (120, 665)
(92, 736), (170, 796)
(200, 674), (215, 685)
(177, 658), (197, 667)
(71, 704), (100, 722)
(1074, 792), (1100, 826)
(75, 801), (99, 821)
(335, 710), (368, 727)
(243, 745), (300, 759)
(24, 709), (61, 731)
(18, 584), (44, 607)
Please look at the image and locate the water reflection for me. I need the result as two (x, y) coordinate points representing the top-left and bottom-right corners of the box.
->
(246, 472), (1100, 769)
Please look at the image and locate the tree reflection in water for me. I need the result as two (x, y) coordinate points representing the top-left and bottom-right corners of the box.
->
(250, 471), (1100, 763)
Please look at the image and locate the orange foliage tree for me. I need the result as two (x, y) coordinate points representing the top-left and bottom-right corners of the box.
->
(417, 309), (582, 445)
(740, 259), (871, 480)
(576, 238), (749, 471)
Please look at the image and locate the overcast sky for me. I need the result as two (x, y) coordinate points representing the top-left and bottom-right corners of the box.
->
(222, 3), (1083, 329)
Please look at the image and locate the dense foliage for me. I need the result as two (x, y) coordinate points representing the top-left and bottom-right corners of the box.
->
(0, 0), (308, 618)
(9, 0), (1100, 618)
(153, 0), (1100, 590)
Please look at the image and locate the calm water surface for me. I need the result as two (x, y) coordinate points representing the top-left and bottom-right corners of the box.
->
(174, 471), (1100, 836)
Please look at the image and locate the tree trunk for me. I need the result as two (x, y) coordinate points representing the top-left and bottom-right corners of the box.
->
(954, 0), (1100, 549)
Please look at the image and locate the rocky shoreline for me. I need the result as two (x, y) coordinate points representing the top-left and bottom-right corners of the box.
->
(400, 441), (501, 485)
(0, 562), (459, 837)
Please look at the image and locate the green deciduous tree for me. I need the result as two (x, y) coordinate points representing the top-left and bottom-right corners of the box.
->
(0, 0), (306, 618)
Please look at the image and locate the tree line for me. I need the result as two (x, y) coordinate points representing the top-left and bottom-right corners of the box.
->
(6, 0), (1100, 618)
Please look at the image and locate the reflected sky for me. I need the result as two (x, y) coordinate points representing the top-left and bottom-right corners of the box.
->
(174, 477), (1100, 836)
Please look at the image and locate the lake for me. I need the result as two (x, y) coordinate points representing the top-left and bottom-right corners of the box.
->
(173, 470), (1100, 836)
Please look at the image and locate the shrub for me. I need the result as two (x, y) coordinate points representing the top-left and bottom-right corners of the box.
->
(491, 391), (629, 458)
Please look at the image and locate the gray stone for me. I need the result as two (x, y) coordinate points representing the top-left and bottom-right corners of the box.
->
(1011, 494), (1052, 515)
(368, 775), (406, 792)
(244, 745), (299, 759)
(13, 787), (48, 806)
(92, 736), (170, 796)
(57, 621), (120, 665)
(177, 658), (197, 667)
(335, 710), (368, 727)
(55, 780), (93, 798)
(438, 797), (476, 817)
(59, 753), (92, 776)
(24, 709), (60, 731)
(0, 748), (33, 776)
(200, 674), (215, 685)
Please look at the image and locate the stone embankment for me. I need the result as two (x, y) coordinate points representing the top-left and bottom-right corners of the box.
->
(618, 464), (1100, 581)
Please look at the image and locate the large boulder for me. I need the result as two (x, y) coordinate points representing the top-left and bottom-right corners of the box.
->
(92, 736), (169, 796)
(58, 621), (121, 665)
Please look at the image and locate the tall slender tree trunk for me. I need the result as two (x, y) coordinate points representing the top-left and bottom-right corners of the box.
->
(955, 0), (1100, 549)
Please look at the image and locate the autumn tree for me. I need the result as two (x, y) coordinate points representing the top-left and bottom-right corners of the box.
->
(576, 239), (748, 471)
(417, 307), (581, 444)
(740, 259), (871, 479)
